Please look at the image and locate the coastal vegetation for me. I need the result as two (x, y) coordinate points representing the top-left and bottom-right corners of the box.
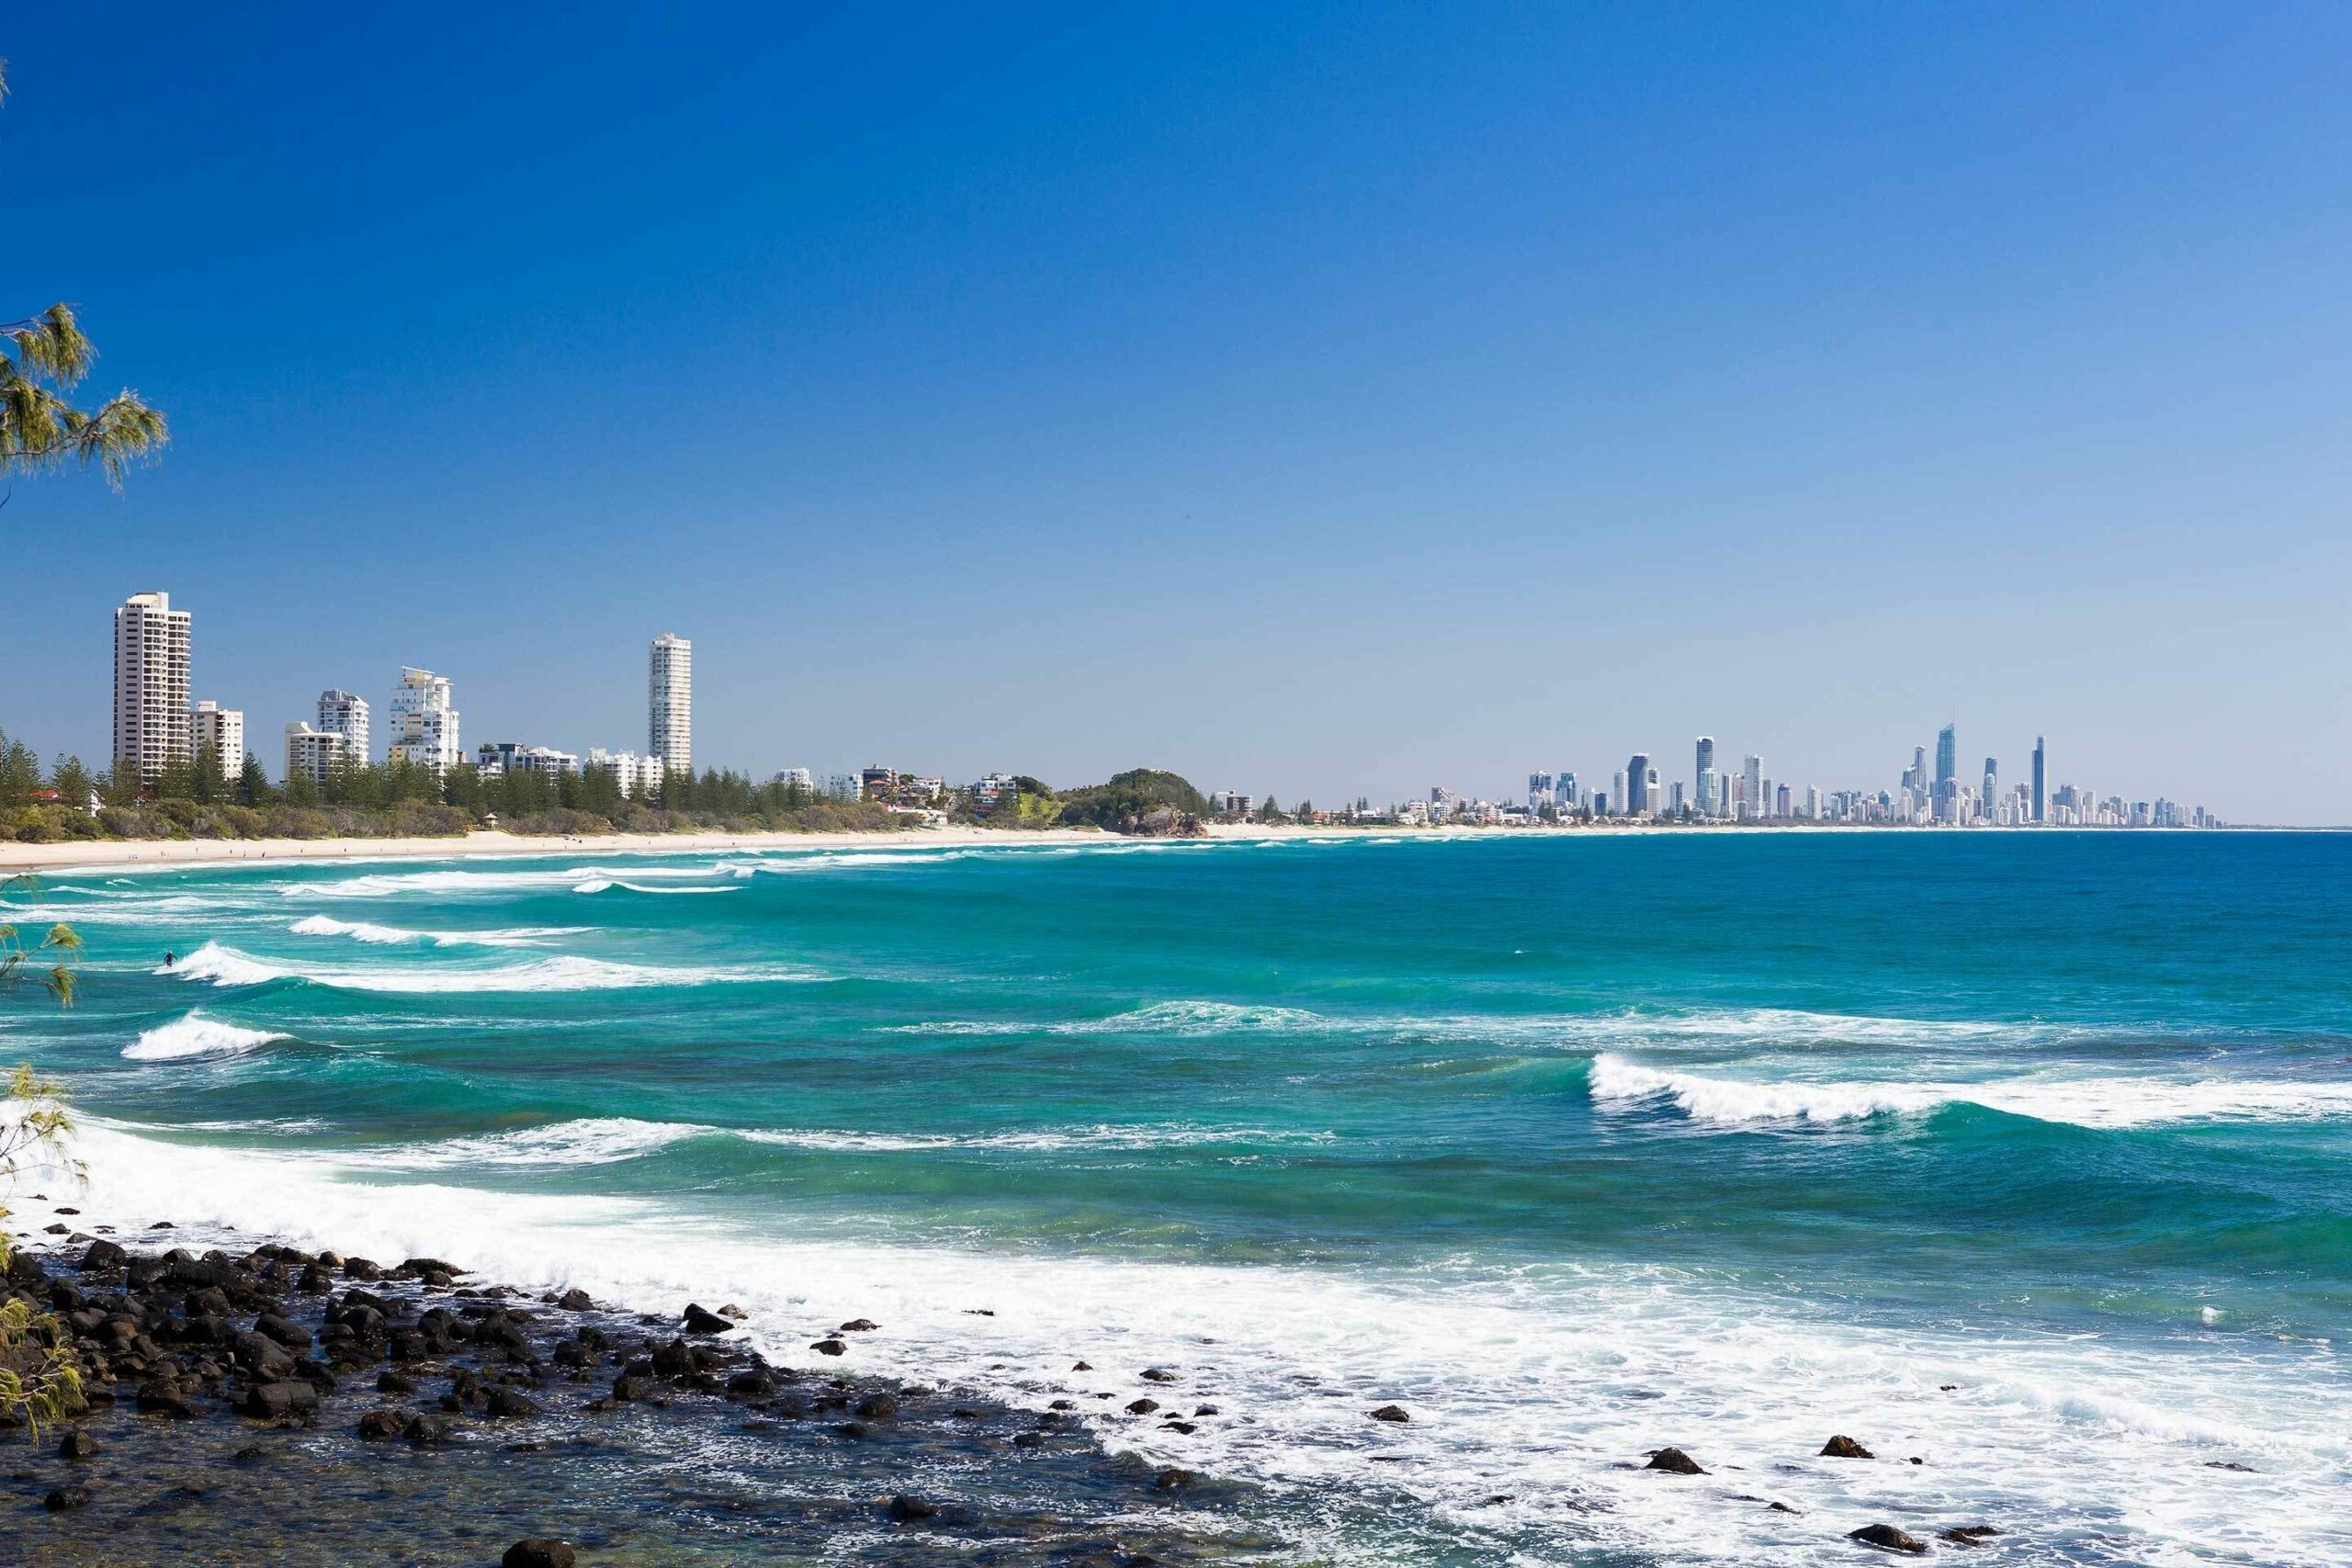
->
(1053, 769), (1211, 835)
(0, 871), (84, 1435)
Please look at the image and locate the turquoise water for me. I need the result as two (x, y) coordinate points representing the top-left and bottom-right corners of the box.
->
(6, 832), (2347, 1563)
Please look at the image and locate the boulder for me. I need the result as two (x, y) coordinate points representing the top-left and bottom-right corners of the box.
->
(839, 1317), (878, 1332)
(502, 1540), (577, 1568)
(59, 1428), (100, 1460)
(887, 1494), (939, 1522)
(1939, 1527), (2002, 1546)
(556, 1289), (594, 1311)
(1645, 1447), (1706, 1475)
(243, 1381), (320, 1420)
(854, 1393), (899, 1420)
(1370, 1404), (1410, 1423)
(1821, 1435), (1875, 1459)
(650, 1337), (695, 1379)
(404, 1413), (459, 1446)
(1140, 1367), (1178, 1382)
(1848, 1525), (1928, 1554)
(810, 1337), (847, 1357)
(485, 1386), (543, 1419)
(1126, 1397), (1160, 1415)
(44, 1484), (93, 1512)
(254, 1312), (311, 1349)
(357, 1409), (408, 1441)
(681, 1303), (733, 1335)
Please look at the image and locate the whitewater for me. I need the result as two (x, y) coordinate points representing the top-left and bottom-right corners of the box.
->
(8, 831), (2348, 1565)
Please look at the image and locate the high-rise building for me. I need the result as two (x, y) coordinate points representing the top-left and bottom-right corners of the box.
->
(1694, 736), (1715, 794)
(388, 668), (461, 774)
(189, 700), (243, 778)
(1610, 770), (1627, 816)
(1529, 771), (1555, 811)
(283, 722), (345, 789)
(113, 591), (192, 781)
(318, 689), (370, 763)
(1555, 772), (1577, 810)
(650, 633), (692, 773)
(1743, 755), (1762, 821)
(2032, 737), (2047, 824)
(1624, 756), (1653, 817)
(1935, 725), (1956, 790)
(1982, 757), (1998, 822)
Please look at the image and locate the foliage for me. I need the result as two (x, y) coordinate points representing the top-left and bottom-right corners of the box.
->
(1055, 769), (1211, 829)
(0, 874), (79, 1007)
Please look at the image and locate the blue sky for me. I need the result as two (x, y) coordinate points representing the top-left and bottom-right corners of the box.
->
(5, 3), (2348, 820)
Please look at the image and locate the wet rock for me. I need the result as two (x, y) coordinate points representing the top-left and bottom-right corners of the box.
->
(243, 1381), (320, 1420)
(149, 1221), (175, 1230)
(728, 1370), (778, 1398)
(1071, 1359), (1092, 1371)
(1821, 1434), (1875, 1459)
(650, 1338), (695, 1379)
(502, 1540), (577, 1568)
(342, 1257), (383, 1281)
(682, 1303), (733, 1335)
(839, 1318), (878, 1332)
(887, 1493), (940, 1522)
(135, 1379), (203, 1419)
(485, 1386), (542, 1419)
(1161, 1420), (1198, 1434)
(1126, 1398), (1161, 1415)
(59, 1428), (100, 1460)
(810, 1337), (847, 1357)
(80, 1239), (128, 1271)
(378, 1371), (417, 1395)
(254, 1313), (311, 1349)
(1193, 1404), (1220, 1416)
(1154, 1467), (1193, 1490)
(854, 1393), (899, 1420)
(612, 1374), (652, 1403)
(718, 1303), (746, 1318)
(404, 1413), (459, 1446)
(556, 1289), (594, 1311)
(1370, 1404), (1410, 1423)
(1768, 1502), (1799, 1514)
(2206, 1461), (2256, 1472)
(1645, 1447), (1706, 1475)
(357, 1409), (408, 1441)
(45, 1483), (94, 1512)
(1012, 1431), (1044, 1449)
(1939, 1527), (2001, 1546)
(1848, 1524), (1928, 1554)
(1140, 1367), (1177, 1382)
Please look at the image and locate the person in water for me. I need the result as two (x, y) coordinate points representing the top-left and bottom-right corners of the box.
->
(163, 950), (175, 968)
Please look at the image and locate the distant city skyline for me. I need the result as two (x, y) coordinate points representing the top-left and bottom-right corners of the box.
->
(9, 8), (2351, 821)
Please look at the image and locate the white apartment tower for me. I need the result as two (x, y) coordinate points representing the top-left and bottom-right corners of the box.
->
(283, 723), (345, 789)
(189, 700), (244, 778)
(113, 592), (192, 780)
(388, 667), (461, 773)
(650, 633), (691, 774)
(317, 689), (370, 763)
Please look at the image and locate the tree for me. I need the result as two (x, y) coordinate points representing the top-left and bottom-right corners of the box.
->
(0, 869), (87, 1434)
(0, 874), (80, 1008)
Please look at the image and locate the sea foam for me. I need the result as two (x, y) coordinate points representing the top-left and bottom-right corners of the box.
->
(161, 940), (813, 993)
(123, 1011), (285, 1062)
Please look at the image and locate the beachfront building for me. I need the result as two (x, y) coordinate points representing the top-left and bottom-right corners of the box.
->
(389, 667), (461, 774)
(589, 748), (663, 797)
(318, 689), (370, 763)
(189, 700), (243, 777)
(284, 721), (345, 788)
(974, 772), (1021, 813)
(113, 591), (192, 781)
(476, 741), (580, 780)
(775, 767), (816, 791)
(650, 633), (691, 775)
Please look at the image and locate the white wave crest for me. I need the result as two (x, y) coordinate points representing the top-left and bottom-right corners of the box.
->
(160, 940), (814, 994)
(740, 1122), (1336, 1153)
(290, 914), (583, 947)
(334, 1118), (708, 1170)
(1589, 1053), (2352, 1130)
(1057, 1000), (1329, 1034)
(123, 1011), (285, 1062)
(572, 879), (741, 895)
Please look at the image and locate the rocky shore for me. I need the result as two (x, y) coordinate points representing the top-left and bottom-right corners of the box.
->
(3, 1223), (1278, 1566)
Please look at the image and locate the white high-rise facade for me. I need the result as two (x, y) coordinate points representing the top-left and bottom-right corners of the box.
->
(284, 723), (345, 789)
(318, 689), (370, 763)
(113, 592), (192, 781)
(189, 700), (244, 778)
(388, 667), (461, 774)
(650, 633), (691, 774)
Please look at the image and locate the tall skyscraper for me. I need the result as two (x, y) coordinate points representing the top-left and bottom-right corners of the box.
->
(1625, 754), (1651, 816)
(1528, 772), (1555, 811)
(318, 689), (371, 763)
(388, 667), (461, 774)
(650, 632), (692, 773)
(189, 700), (243, 778)
(1694, 735), (1715, 785)
(2032, 736), (2046, 824)
(1982, 757), (1998, 821)
(113, 592), (192, 781)
(1743, 754), (1762, 820)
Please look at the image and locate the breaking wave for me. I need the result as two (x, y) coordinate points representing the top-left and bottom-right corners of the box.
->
(288, 914), (583, 947)
(158, 941), (815, 994)
(123, 1011), (287, 1062)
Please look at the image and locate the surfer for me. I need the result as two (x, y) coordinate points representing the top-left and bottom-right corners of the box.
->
(163, 949), (176, 968)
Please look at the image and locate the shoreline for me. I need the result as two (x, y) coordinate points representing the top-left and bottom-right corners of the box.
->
(5, 818), (2310, 876)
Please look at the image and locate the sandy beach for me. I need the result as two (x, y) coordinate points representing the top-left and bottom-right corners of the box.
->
(0, 821), (1444, 876)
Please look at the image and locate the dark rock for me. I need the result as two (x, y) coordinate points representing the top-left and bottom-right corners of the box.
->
(810, 1337), (846, 1357)
(135, 1380), (203, 1419)
(1140, 1367), (1178, 1382)
(342, 1257), (383, 1280)
(357, 1409), (408, 1441)
(150, 1220), (175, 1230)
(404, 1413), (458, 1446)
(839, 1317), (878, 1332)
(1645, 1447), (1706, 1474)
(80, 1239), (128, 1271)
(612, 1374), (652, 1403)
(1071, 1359), (1092, 1371)
(556, 1289), (594, 1311)
(254, 1312), (311, 1349)
(727, 1370), (777, 1398)
(43, 1222), (69, 1235)
(1193, 1404), (1220, 1416)
(485, 1386), (542, 1419)
(1126, 1397), (1160, 1415)
(44, 1484), (93, 1512)
(502, 1540), (577, 1568)
(1769, 1501), (1799, 1513)
(854, 1393), (899, 1420)
(1939, 1527), (2001, 1546)
(1012, 1431), (1044, 1449)
(243, 1381), (320, 1419)
(1161, 1419), (1198, 1434)
(718, 1303), (746, 1318)
(1821, 1434), (1875, 1459)
(378, 1370), (417, 1395)
(59, 1428), (100, 1460)
(1154, 1467), (1193, 1490)
(1848, 1524), (1928, 1554)
(1370, 1404), (1410, 1423)
(887, 1494), (939, 1522)
(2206, 1461), (2256, 1472)
(681, 1303), (733, 1335)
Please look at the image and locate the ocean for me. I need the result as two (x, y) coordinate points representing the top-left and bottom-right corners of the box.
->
(4, 830), (2346, 1564)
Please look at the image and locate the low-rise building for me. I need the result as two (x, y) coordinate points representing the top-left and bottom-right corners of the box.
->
(284, 722), (345, 789)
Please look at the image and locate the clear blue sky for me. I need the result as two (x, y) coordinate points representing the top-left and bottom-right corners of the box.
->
(6, 3), (2348, 820)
